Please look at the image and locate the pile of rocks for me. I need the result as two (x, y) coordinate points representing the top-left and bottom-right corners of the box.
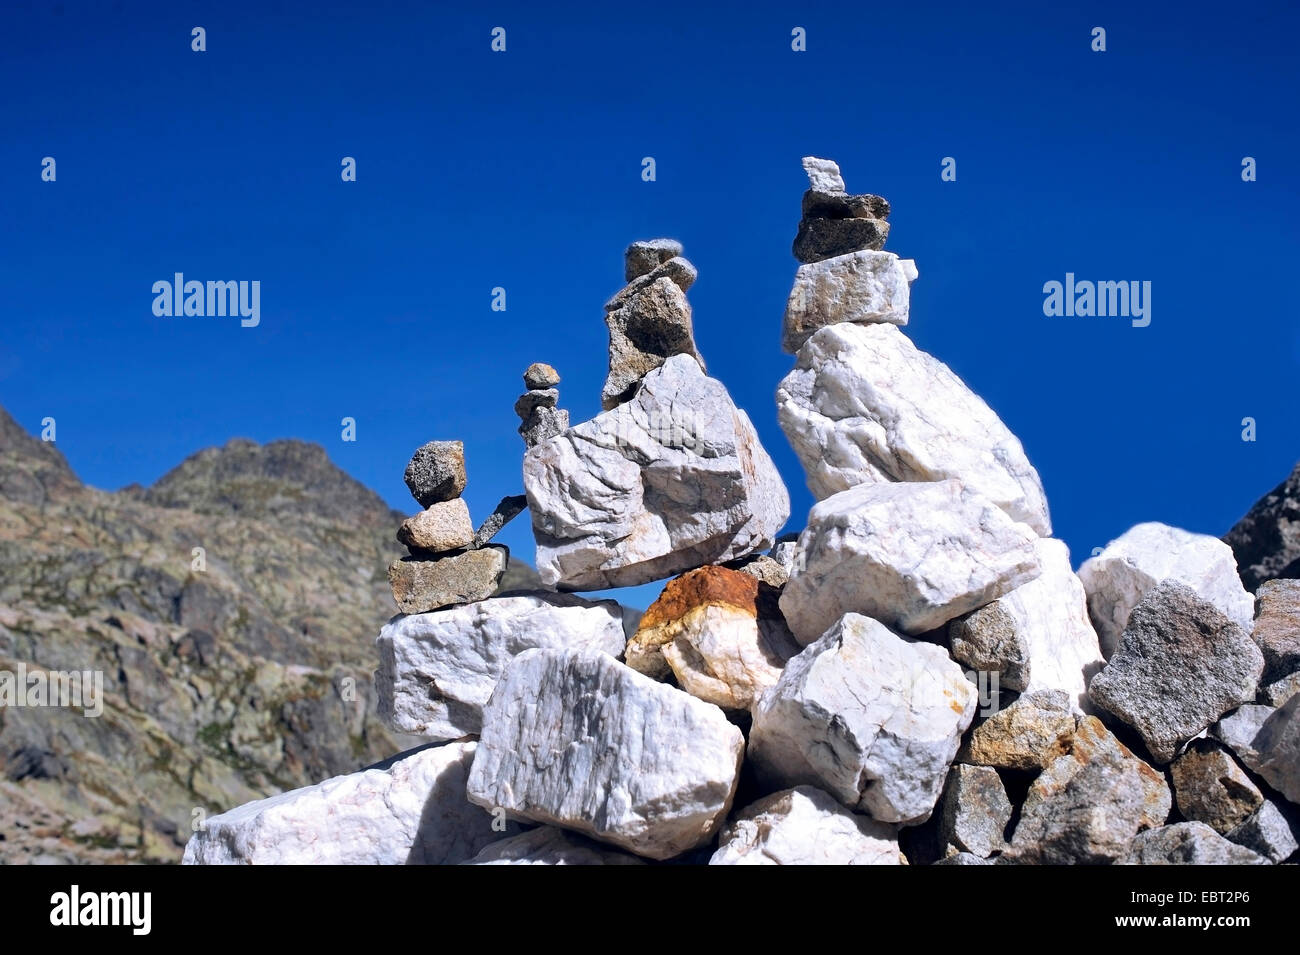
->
(183, 156), (1300, 866)
(515, 362), (567, 448)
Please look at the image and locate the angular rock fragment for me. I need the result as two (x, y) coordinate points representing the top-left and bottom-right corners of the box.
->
(1169, 740), (1263, 833)
(403, 440), (467, 506)
(466, 648), (744, 860)
(624, 238), (684, 283)
(792, 216), (890, 263)
(1251, 579), (1300, 683)
(801, 190), (890, 220)
(182, 742), (510, 864)
(1225, 799), (1299, 863)
(959, 690), (1078, 772)
(776, 322), (1052, 534)
(602, 260), (705, 411)
(518, 405), (569, 448)
(523, 362), (560, 389)
(1247, 694), (1300, 803)
(1088, 580), (1263, 763)
(525, 354), (788, 590)
(1223, 461), (1300, 591)
(462, 827), (644, 866)
(513, 388), (558, 418)
(801, 156), (846, 194)
(1261, 671), (1300, 707)
(471, 494), (528, 548)
(396, 498), (474, 553)
(375, 591), (626, 739)
(782, 250), (916, 354)
(625, 565), (798, 710)
(1120, 822), (1269, 865)
(710, 786), (905, 865)
(1211, 703), (1275, 767)
(1078, 522), (1255, 657)
(1004, 716), (1170, 864)
(723, 553), (790, 590)
(387, 545), (507, 614)
(949, 538), (1103, 706)
(748, 613), (977, 824)
(937, 765), (1012, 859)
(779, 479), (1041, 642)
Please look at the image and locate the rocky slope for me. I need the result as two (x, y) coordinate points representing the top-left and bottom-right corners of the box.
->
(0, 405), (539, 863)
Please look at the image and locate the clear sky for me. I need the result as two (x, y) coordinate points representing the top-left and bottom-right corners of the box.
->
(2, 1), (1298, 610)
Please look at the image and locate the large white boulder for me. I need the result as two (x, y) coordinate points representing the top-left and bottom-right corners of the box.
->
(524, 354), (789, 590)
(776, 323), (1051, 535)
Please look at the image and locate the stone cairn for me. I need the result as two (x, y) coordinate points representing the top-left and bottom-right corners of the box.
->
(183, 157), (1299, 866)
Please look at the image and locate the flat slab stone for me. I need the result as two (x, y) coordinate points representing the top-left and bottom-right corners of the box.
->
(387, 545), (507, 614)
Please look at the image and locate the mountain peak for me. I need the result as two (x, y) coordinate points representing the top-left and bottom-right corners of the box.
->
(0, 404), (80, 506)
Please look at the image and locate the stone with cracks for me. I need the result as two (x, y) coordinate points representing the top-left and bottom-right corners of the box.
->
(1225, 800), (1299, 863)
(375, 591), (626, 740)
(958, 690), (1078, 772)
(748, 613), (977, 824)
(471, 494), (527, 548)
(1078, 522), (1255, 657)
(1251, 579), (1300, 683)
(949, 538), (1103, 707)
(1120, 823), (1268, 865)
(403, 440), (467, 507)
(602, 268), (704, 411)
(1223, 461), (1300, 592)
(937, 765), (1013, 859)
(524, 354), (789, 590)
(182, 742), (513, 864)
(1088, 580), (1264, 763)
(801, 156), (846, 194)
(387, 545), (507, 614)
(625, 565), (797, 710)
(710, 786), (905, 865)
(792, 217), (890, 264)
(776, 323), (1052, 534)
(1004, 716), (1170, 864)
(466, 647), (744, 860)
(1169, 740), (1263, 834)
(519, 405), (569, 448)
(624, 238), (684, 282)
(782, 251), (916, 354)
(1247, 694), (1300, 803)
(779, 480), (1042, 642)
(462, 827), (645, 865)
(396, 498), (474, 553)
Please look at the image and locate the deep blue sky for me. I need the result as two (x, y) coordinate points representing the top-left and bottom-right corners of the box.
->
(2, 1), (1298, 609)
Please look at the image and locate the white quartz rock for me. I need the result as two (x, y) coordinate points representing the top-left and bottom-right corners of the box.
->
(466, 647), (745, 860)
(782, 250), (916, 353)
(710, 785), (905, 865)
(801, 156), (845, 193)
(181, 742), (509, 865)
(776, 322), (1051, 535)
(779, 479), (1042, 642)
(949, 537), (1104, 708)
(748, 613), (978, 824)
(1078, 522), (1255, 657)
(462, 827), (645, 865)
(524, 354), (789, 590)
(374, 591), (625, 740)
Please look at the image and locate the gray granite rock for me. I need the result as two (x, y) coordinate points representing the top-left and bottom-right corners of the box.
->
(403, 440), (467, 507)
(518, 405), (569, 448)
(1089, 580), (1264, 763)
(387, 545), (507, 614)
(396, 498), (475, 553)
(1211, 703), (1276, 767)
(1223, 461), (1300, 592)
(602, 264), (705, 411)
(1120, 822), (1269, 865)
(959, 690), (1078, 772)
(1225, 799), (1298, 863)
(523, 362), (560, 389)
(1169, 740), (1263, 833)
(1248, 694), (1300, 804)
(1252, 579), (1300, 683)
(624, 238), (684, 283)
(1005, 716), (1171, 864)
(513, 388), (558, 418)
(937, 765), (1012, 859)
(792, 216), (890, 263)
